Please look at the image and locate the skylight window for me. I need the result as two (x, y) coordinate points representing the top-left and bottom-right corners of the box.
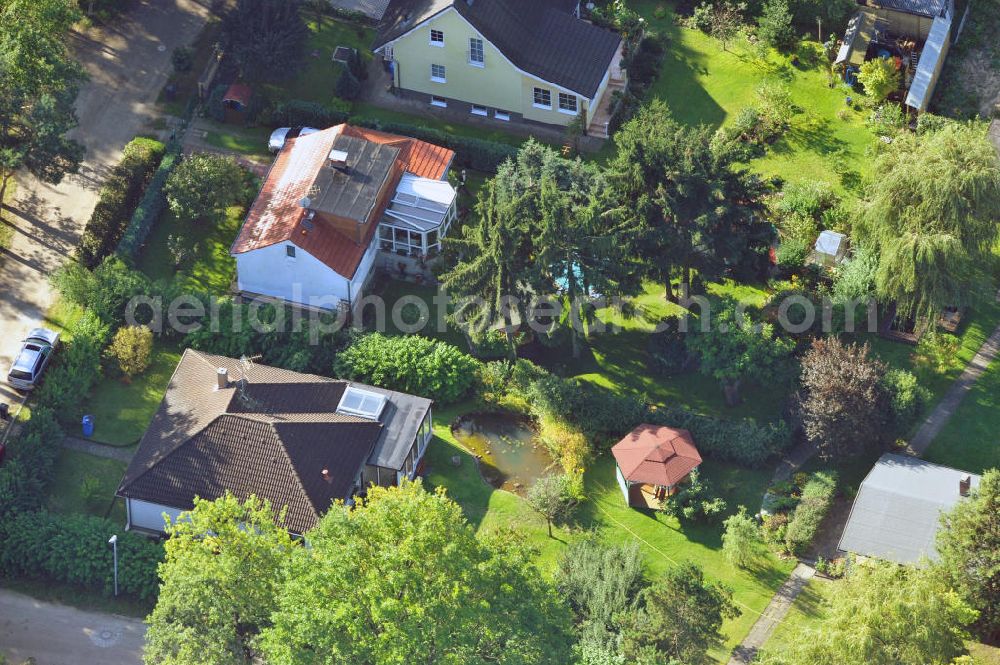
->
(337, 386), (387, 420)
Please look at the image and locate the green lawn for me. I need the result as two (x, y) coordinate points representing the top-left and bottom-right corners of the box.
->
(202, 122), (273, 160)
(79, 342), (182, 446)
(138, 204), (244, 293)
(426, 403), (795, 662)
(350, 103), (534, 147)
(47, 448), (129, 524)
(924, 355), (1000, 474)
(265, 16), (375, 105)
(762, 576), (835, 652)
(627, 0), (871, 194)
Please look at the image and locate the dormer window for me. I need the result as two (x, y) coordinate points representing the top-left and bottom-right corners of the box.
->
(430, 29), (444, 46)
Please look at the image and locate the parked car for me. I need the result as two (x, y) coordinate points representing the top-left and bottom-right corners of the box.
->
(6, 328), (60, 391)
(268, 126), (319, 152)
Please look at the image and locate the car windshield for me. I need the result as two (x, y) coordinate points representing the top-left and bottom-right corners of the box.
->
(8, 369), (33, 381)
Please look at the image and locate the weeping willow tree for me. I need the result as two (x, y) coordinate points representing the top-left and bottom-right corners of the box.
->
(856, 123), (1000, 318)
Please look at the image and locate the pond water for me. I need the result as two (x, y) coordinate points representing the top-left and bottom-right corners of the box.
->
(451, 413), (556, 494)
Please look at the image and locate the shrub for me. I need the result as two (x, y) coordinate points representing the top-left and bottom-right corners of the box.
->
(117, 142), (181, 261)
(857, 57), (901, 103)
(266, 99), (350, 128)
(648, 320), (694, 375)
(660, 470), (728, 523)
(784, 471), (837, 554)
(883, 368), (930, 433)
(757, 0), (796, 51)
(0, 511), (163, 601)
(0, 407), (64, 517)
(334, 333), (479, 404)
(775, 237), (810, 269)
(353, 118), (519, 173)
(35, 312), (111, 421)
(51, 256), (151, 327)
(107, 325), (153, 378)
(867, 103), (907, 136)
(722, 506), (767, 568)
(77, 137), (166, 268)
(688, 1), (714, 31)
(335, 66), (362, 101)
(755, 81), (794, 135)
(165, 153), (252, 224)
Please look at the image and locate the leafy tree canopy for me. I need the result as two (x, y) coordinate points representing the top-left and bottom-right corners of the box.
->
(222, 0), (309, 83)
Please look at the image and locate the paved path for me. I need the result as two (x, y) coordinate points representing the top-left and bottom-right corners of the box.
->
(0, 0), (211, 414)
(771, 440), (818, 484)
(907, 320), (1000, 454)
(63, 436), (136, 463)
(727, 563), (815, 665)
(0, 588), (145, 665)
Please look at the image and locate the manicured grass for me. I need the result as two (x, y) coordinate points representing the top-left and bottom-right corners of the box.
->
(763, 576), (835, 652)
(266, 16), (375, 105)
(138, 204), (244, 293)
(627, 1), (871, 194)
(201, 122), (272, 160)
(576, 280), (788, 421)
(426, 402), (795, 661)
(79, 342), (182, 446)
(47, 448), (129, 524)
(924, 355), (1000, 474)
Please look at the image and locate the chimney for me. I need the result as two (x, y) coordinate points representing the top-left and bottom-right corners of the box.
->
(321, 468), (332, 483)
(328, 149), (349, 172)
(216, 367), (229, 390)
(959, 474), (971, 496)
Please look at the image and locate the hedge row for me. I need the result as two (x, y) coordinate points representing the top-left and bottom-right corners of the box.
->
(117, 140), (182, 261)
(35, 311), (110, 423)
(78, 137), (165, 268)
(784, 471), (838, 555)
(0, 511), (163, 601)
(354, 118), (520, 173)
(0, 407), (64, 517)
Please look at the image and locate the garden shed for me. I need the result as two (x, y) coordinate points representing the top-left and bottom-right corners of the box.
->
(222, 83), (252, 124)
(812, 230), (848, 267)
(612, 424), (702, 509)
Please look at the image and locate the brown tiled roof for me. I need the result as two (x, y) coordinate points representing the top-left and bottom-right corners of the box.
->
(230, 124), (454, 278)
(611, 424), (703, 487)
(117, 350), (432, 533)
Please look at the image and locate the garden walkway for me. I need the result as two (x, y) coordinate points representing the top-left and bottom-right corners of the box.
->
(727, 563), (816, 665)
(906, 319), (1000, 455)
(62, 436), (135, 463)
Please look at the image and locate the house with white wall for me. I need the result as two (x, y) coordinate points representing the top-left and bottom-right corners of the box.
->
(230, 124), (455, 316)
(116, 350), (434, 535)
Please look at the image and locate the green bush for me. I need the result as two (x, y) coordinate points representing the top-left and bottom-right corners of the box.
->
(35, 312), (110, 422)
(171, 46), (193, 73)
(51, 256), (151, 328)
(0, 407), (64, 517)
(77, 138), (165, 269)
(757, 0), (797, 51)
(883, 368), (930, 433)
(776, 237), (810, 269)
(335, 67), (363, 101)
(353, 118), (519, 173)
(334, 333), (479, 404)
(660, 470), (728, 523)
(117, 142), (181, 261)
(266, 99), (350, 128)
(0, 510), (163, 601)
(784, 471), (837, 555)
(648, 321), (694, 375)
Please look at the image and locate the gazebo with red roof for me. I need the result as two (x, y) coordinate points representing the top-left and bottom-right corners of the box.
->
(611, 424), (703, 509)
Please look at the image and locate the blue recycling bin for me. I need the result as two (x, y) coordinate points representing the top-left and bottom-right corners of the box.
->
(82, 415), (94, 438)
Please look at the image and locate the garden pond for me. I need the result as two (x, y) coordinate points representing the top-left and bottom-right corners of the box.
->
(451, 413), (555, 494)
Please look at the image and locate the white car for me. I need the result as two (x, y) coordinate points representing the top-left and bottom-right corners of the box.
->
(268, 126), (319, 152)
(7, 328), (60, 391)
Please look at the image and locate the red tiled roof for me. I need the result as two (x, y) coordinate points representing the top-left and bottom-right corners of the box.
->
(230, 124), (454, 278)
(611, 424), (702, 487)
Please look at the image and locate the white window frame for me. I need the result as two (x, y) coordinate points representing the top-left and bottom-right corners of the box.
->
(470, 104), (488, 116)
(430, 64), (446, 83)
(558, 92), (578, 115)
(468, 38), (485, 67)
(532, 87), (551, 110)
(430, 96), (448, 108)
(429, 29), (444, 46)
(494, 110), (510, 121)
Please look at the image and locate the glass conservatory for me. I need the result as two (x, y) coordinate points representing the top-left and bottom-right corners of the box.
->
(378, 173), (458, 258)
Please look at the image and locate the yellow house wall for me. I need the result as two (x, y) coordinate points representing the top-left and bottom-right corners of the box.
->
(387, 7), (592, 127)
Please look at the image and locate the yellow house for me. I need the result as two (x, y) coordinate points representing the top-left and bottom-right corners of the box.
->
(372, 0), (626, 138)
